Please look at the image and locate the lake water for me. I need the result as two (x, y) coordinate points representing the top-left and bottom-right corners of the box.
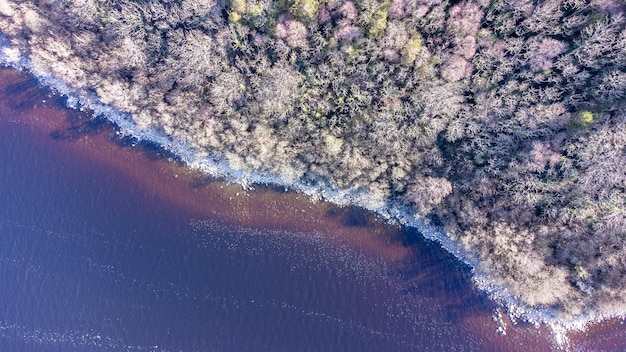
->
(0, 68), (624, 351)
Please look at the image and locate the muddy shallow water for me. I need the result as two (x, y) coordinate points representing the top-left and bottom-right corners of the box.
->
(0, 68), (624, 351)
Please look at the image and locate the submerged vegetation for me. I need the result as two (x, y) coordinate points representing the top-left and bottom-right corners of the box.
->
(0, 0), (625, 322)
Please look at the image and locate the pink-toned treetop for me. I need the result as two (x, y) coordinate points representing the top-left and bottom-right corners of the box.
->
(453, 35), (476, 59)
(334, 23), (362, 41)
(389, 0), (438, 19)
(448, 2), (483, 35)
(441, 54), (472, 82)
(275, 16), (309, 48)
(528, 37), (567, 72)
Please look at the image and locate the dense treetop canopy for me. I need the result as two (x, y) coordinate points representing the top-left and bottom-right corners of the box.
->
(0, 0), (625, 323)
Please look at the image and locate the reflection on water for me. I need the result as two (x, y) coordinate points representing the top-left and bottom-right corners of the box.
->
(0, 68), (624, 351)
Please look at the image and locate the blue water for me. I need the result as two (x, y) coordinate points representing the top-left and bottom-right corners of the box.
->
(0, 69), (571, 351)
(0, 106), (463, 352)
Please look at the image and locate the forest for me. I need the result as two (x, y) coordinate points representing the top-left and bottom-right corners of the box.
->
(0, 0), (624, 322)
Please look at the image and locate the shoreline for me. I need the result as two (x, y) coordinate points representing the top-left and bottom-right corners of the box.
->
(0, 62), (599, 328)
(1, 0), (625, 338)
(0, 67), (623, 350)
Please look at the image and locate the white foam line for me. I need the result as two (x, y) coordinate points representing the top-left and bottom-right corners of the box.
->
(1, 40), (623, 346)
(0, 320), (171, 351)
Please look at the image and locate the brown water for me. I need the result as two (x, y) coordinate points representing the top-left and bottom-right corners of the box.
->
(0, 68), (624, 351)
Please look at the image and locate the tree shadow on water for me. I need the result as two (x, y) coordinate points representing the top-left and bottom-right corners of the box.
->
(3, 75), (44, 110)
(325, 204), (385, 228)
(388, 225), (496, 323)
(320, 200), (497, 323)
(49, 114), (110, 141)
(45, 101), (183, 165)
